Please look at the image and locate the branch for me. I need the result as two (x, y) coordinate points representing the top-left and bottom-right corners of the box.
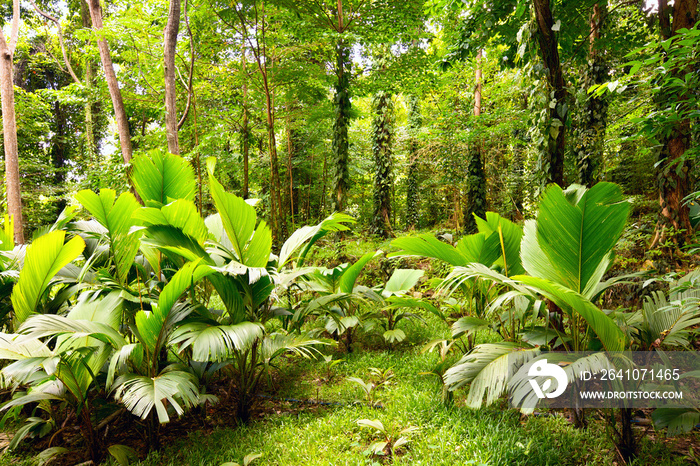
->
(8, 0), (19, 54)
(29, 0), (81, 83)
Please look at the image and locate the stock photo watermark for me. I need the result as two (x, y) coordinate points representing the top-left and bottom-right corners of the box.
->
(510, 351), (699, 410)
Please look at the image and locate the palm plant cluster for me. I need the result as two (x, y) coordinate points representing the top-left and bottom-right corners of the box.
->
(1, 154), (699, 464)
(391, 182), (700, 460)
(0, 151), (360, 463)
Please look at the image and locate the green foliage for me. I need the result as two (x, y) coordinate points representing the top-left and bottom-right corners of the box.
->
(10, 231), (85, 325)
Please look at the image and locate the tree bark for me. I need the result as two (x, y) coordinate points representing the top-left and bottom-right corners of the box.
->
(241, 43), (250, 199)
(0, 0), (24, 244)
(87, 0), (133, 164)
(80, 0), (98, 170)
(263, 74), (282, 242)
(164, 0), (181, 154)
(533, 0), (567, 187)
(464, 50), (486, 233)
(406, 95), (421, 230)
(576, 2), (608, 187)
(474, 50), (482, 117)
(370, 90), (393, 238)
(332, 39), (351, 212)
(652, 0), (697, 247)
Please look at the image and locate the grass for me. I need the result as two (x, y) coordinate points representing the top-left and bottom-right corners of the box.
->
(1, 311), (695, 466)
(2, 232), (698, 466)
(116, 318), (690, 466)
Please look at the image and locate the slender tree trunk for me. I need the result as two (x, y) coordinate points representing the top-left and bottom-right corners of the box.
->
(576, 2), (608, 187)
(464, 50), (486, 233)
(321, 150), (327, 215)
(263, 78), (281, 242)
(651, 0), (697, 247)
(164, 0), (181, 154)
(474, 50), (482, 117)
(306, 151), (313, 221)
(370, 90), (394, 238)
(0, 0), (23, 244)
(286, 116), (295, 229)
(51, 101), (68, 214)
(87, 0), (133, 163)
(406, 95), (421, 230)
(332, 39), (351, 212)
(533, 0), (567, 187)
(241, 45), (249, 199)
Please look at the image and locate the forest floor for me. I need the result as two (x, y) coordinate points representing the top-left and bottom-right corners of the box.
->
(3, 210), (700, 466)
(1, 315), (697, 466)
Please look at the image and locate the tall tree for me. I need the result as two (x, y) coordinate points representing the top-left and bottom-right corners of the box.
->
(87, 0), (133, 163)
(0, 0), (24, 243)
(226, 1), (283, 242)
(533, 0), (567, 187)
(278, 1), (369, 213)
(463, 50), (486, 233)
(164, 0), (181, 154)
(575, 1), (608, 186)
(332, 37), (352, 212)
(406, 95), (421, 230)
(370, 88), (394, 238)
(651, 0), (698, 246)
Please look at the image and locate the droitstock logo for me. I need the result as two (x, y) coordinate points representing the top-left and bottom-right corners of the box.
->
(528, 359), (569, 399)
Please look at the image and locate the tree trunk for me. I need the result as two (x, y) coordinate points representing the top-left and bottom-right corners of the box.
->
(473, 50), (482, 117)
(533, 0), (567, 187)
(285, 116), (296, 229)
(576, 2), (608, 187)
(370, 90), (394, 238)
(0, 0), (23, 244)
(406, 95), (421, 230)
(263, 79), (282, 243)
(652, 0), (697, 246)
(51, 101), (68, 214)
(332, 40), (351, 212)
(87, 0), (133, 163)
(164, 0), (181, 155)
(241, 45), (249, 199)
(464, 50), (486, 233)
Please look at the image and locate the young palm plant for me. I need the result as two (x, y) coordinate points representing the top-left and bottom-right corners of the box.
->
(125, 154), (349, 421)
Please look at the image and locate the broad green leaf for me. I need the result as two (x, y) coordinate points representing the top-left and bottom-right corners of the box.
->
(338, 251), (381, 293)
(455, 232), (500, 267)
(474, 212), (524, 276)
(534, 183), (629, 294)
(160, 261), (215, 314)
(443, 343), (539, 408)
(108, 444), (139, 466)
(134, 200), (209, 244)
(357, 418), (385, 433)
(451, 316), (490, 338)
(389, 233), (467, 266)
(18, 314), (127, 349)
(515, 275), (626, 351)
(280, 213), (355, 268)
(382, 269), (423, 297)
(131, 150), (196, 206)
(0, 333), (51, 360)
(652, 408), (700, 436)
(141, 225), (211, 264)
(11, 231), (85, 323)
(383, 328), (406, 343)
(207, 158), (258, 263)
(75, 189), (139, 239)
